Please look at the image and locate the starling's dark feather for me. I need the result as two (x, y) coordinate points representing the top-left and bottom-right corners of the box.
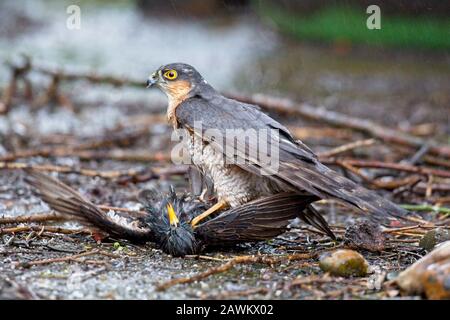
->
(25, 170), (153, 242)
(195, 192), (319, 245)
(176, 96), (408, 223)
(301, 205), (336, 239)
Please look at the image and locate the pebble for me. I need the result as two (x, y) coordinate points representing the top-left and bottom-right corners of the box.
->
(421, 260), (450, 299)
(395, 241), (450, 299)
(419, 228), (450, 251)
(344, 220), (385, 252)
(319, 249), (369, 277)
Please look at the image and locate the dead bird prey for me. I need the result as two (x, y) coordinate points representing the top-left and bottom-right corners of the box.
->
(25, 170), (317, 257)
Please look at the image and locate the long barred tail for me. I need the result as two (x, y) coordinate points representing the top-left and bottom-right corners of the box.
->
(275, 157), (409, 225)
(315, 162), (408, 221)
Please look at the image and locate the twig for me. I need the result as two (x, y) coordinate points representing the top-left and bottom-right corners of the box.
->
(0, 213), (66, 225)
(1, 161), (186, 179)
(1, 56), (32, 114)
(14, 248), (118, 268)
(406, 143), (431, 165)
(202, 287), (269, 299)
(156, 252), (316, 291)
(34, 65), (143, 88)
(317, 139), (376, 158)
(73, 150), (170, 163)
(16, 250), (99, 268)
(0, 127), (150, 161)
(184, 255), (227, 262)
(382, 225), (422, 234)
(0, 225), (92, 235)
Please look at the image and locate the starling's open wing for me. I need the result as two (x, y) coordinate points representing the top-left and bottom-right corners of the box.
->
(25, 170), (153, 242)
(176, 96), (408, 222)
(195, 193), (318, 245)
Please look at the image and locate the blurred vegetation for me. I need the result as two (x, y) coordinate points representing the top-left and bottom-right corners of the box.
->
(255, 1), (450, 50)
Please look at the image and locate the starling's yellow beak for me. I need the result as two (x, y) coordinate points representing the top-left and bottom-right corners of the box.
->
(166, 203), (179, 227)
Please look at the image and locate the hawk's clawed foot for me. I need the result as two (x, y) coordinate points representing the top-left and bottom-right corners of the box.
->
(191, 199), (228, 227)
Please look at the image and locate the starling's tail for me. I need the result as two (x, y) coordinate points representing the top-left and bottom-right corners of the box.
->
(298, 204), (336, 240)
(24, 169), (152, 242)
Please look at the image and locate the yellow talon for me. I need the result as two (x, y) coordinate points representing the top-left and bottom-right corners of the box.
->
(190, 200), (227, 227)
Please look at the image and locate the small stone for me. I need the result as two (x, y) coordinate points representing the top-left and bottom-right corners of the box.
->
(319, 249), (369, 277)
(422, 260), (450, 299)
(419, 228), (450, 251)
(262, 273), (271, 281)
(395, 241), (450, 299)
(344, 220), (385, 252)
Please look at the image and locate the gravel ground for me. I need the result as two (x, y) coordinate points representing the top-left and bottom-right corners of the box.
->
(1, 0), (449, 300)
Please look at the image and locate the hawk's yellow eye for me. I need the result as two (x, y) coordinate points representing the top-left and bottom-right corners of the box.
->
(163, 70), (178, 80)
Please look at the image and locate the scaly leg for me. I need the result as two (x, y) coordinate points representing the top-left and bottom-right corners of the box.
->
(190, 199), (228, 227)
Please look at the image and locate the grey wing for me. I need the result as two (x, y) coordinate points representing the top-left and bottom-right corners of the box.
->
(176, 96), (408, 222)
(188, 166), (214, 198)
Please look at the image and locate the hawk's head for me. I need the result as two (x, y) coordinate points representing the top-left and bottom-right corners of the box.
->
(146, 63), (206, 99)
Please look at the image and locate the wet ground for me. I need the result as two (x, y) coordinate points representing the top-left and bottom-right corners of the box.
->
(1, 0), (449, 299)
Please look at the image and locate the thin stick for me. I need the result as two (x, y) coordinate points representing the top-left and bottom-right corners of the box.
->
(1, 161), (187, 179)
(15, 249), (119, 268)
(16, 250), (100, 268)
(0, 225), (92, 235)
(156, 253), (316, 291)
(202, 287), (269, 299)
(184, 255), (227, 262)
(35, 66), (143, 88)
(317, 139), (376, 158)
(0, 213), (66, 225)
(382, 225), (422, 234)
(0, 127), (150, 162)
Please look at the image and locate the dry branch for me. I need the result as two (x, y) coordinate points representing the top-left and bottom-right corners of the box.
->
(0, 213), (66, 225)
(0, 225), (92, 235)
(15, 249), (120, 268)
(0, 161), (187, 180)
(0, 127), (150, 161)
(156, 252), (316, 291)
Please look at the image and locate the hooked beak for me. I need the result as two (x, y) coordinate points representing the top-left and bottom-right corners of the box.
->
(146, 72), (158, 88)
(166, 203), (179, 227)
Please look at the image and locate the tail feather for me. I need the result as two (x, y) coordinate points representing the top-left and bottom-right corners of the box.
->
(315, 163), (408, 222)
(299, 204), (336, 239)
(275, 159), (408, 223)
(24, 169), (153, 242)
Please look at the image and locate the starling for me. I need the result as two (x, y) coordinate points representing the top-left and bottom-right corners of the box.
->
(25, 170), (318, 257)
